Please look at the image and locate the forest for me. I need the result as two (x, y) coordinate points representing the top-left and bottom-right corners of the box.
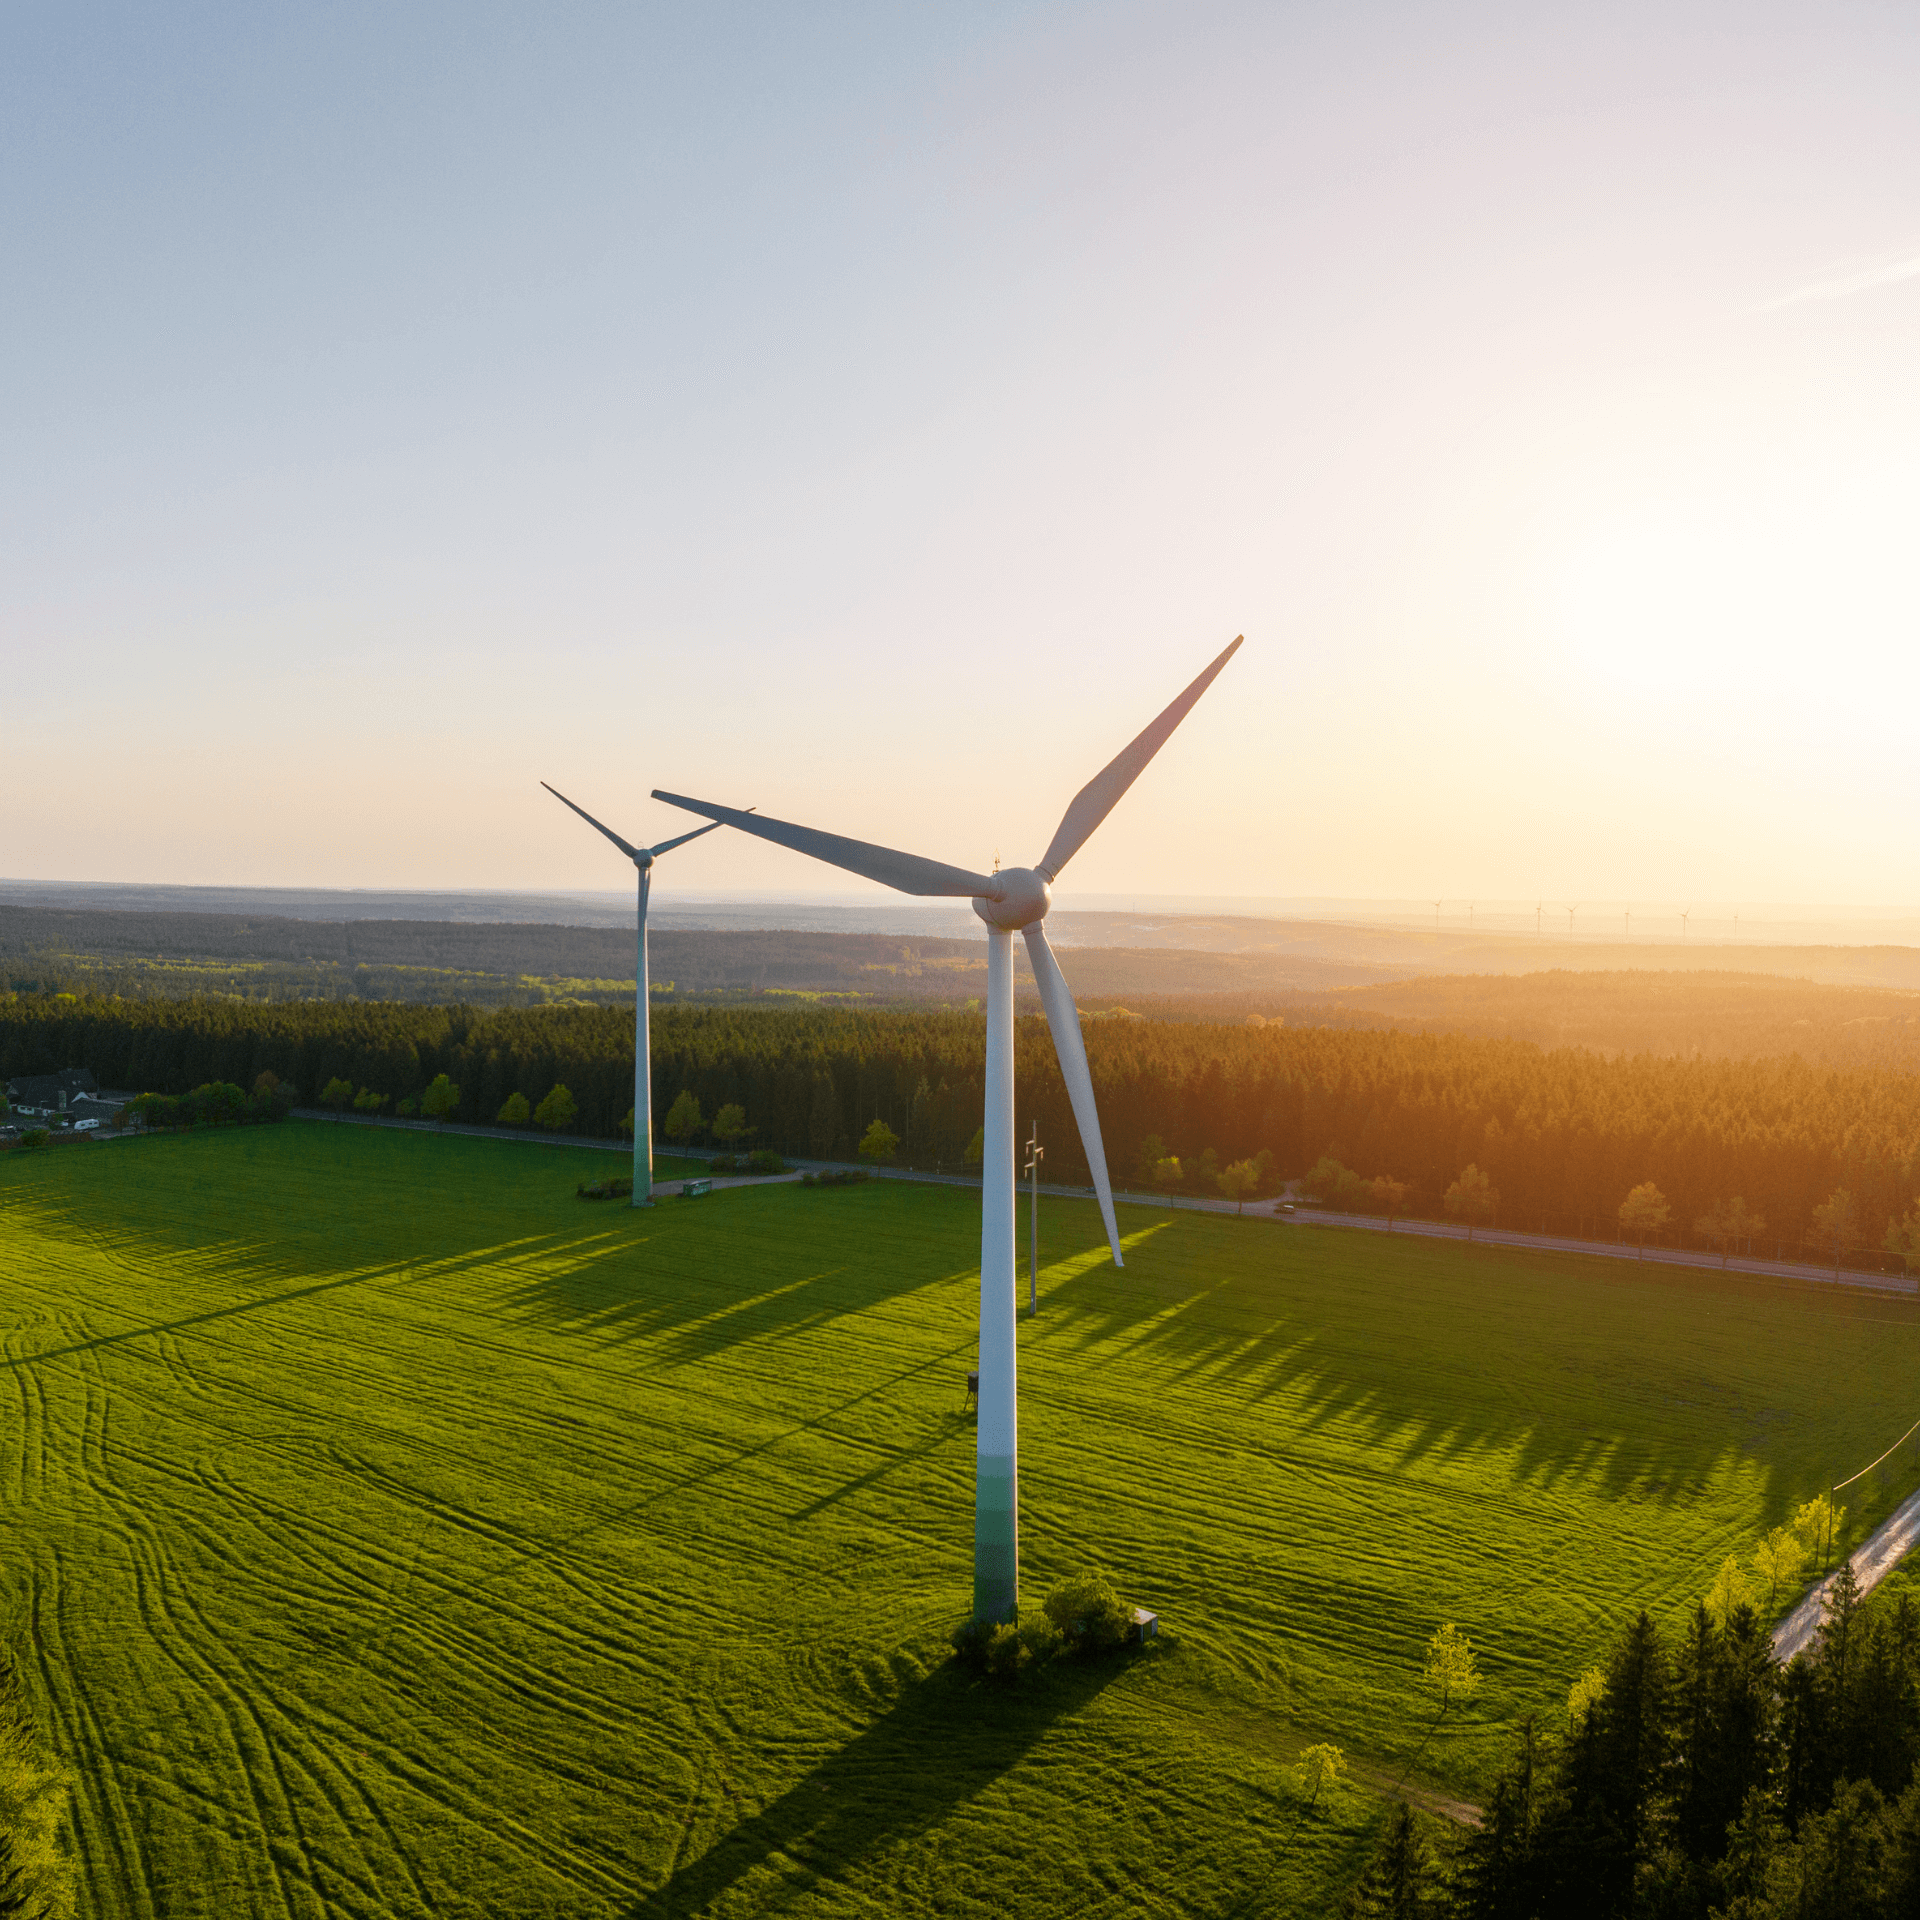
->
(10, 988), (1920, 1264)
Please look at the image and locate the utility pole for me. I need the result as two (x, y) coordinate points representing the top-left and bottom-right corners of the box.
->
(1024, 1122), (1044, 1316)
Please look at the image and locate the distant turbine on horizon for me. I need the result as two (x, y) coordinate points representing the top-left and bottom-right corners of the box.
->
(539, 784), (721, 1204)
(655, 637), (1243, 1623)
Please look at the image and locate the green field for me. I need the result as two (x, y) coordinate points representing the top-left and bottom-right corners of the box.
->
(3, 1125), (1919, 1917)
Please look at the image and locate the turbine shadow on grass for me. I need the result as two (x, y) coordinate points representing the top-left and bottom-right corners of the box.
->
(624, 1656), (1125, 1919)
(499, 1184), (990, 1368)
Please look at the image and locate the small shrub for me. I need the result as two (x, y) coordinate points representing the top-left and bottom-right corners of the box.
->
(352, 1087), (387, 1114)
(984, 1623), (1028, 1679)
(949, 1618), (991, 1666)
(1017, 1615), (1062, 1664)
(496, 1092), (531, 1126)
(319, 1077), (354, 1110)
(16, 1130), (49, 1152)
(708, 1154), (742, 1174)
(577, 1177), (634, 1201)
(1043, 1572), (1131, 1651)
(802, 1168), (870, 1188)
(747, 1149), (786, 1174)
(395, 1095), (417, 1117)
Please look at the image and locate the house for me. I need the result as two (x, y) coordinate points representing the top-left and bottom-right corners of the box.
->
(5, 1068), (99, 1113)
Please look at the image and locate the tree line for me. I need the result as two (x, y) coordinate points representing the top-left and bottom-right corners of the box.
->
(10, 991), (1920, 1255)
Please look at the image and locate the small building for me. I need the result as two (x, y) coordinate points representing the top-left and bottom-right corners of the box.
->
(1131, 1606), (1158, 1643)
(5, 1068), (98, 1114)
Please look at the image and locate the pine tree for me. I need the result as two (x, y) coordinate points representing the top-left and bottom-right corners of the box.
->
(1452, 1719), (1540, 1920)
(1346, 1803), (1441, 1917)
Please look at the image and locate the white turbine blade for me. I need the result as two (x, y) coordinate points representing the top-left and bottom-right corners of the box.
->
(1022, 923), (1123, 1268)
(647, 820), (723, 858)
(542, 782), (642, 861)
(1036, 635), (1243, 881)
(652, 790), (998, 898)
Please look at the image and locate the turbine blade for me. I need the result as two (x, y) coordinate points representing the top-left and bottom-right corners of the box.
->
(542, 782), (642, 861)
(1022, 923), (1123, 1267)
(651, 791), (997, 898)
(647, 820), (723, 858)
(1036, 635), (1243, 881)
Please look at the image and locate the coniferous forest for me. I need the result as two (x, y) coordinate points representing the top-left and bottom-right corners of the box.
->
(1362, 1573), (1920, 1919)
(10, 990), (1920, 1263)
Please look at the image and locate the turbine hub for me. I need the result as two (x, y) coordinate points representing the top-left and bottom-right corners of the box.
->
(974, 867), (1049, 930)
(633, 851), (654, 871)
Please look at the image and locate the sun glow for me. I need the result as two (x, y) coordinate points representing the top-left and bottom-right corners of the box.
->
(1537, 458), (1920, 707)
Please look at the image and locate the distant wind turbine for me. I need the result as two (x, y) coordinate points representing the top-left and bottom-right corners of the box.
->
(1535, 901), (1543, 939)
(1567, 905), (1578, 939)
(1681, 905), (1691, 943)
(1432, 900), (1442, 931)
(540, 784), (722, 1205)
(655, 638), (1243, 1623)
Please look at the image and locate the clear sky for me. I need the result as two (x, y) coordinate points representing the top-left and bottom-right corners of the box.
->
(8, 2), (1918, 906)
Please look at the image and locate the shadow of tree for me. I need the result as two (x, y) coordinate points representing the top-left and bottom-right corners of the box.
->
(624, 1654), (1128, 1918)
(1029, 1199), (1920, 1522)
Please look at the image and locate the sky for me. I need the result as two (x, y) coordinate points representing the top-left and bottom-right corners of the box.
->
(8, 1), (1919, 908)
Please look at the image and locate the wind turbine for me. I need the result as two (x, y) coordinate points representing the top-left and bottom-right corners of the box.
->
(540, 784), (722, 1205)
(655, 637), (1243, 1623)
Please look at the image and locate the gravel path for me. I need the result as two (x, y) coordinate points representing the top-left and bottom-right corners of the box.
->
(1772, 1489), (1920, 1662)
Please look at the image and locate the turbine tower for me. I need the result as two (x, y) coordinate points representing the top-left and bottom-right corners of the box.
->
(540, 784), (719, 1205)
(655, 637), (1242, 1622)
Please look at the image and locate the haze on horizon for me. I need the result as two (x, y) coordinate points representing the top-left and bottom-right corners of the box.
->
(8, 2), (1918, 907)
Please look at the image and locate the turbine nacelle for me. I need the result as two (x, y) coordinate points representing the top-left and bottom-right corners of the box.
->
(973, 868), (1050, 931)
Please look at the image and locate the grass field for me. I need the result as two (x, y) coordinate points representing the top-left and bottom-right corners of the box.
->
(3, 1125), (1919, 1917)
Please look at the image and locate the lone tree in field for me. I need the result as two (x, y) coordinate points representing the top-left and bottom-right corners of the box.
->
(1216, 1158), (1260, 1214)
(858, 1119), (899, 1164)
(1294, 1742), (1346, 1814)
(534, 1084), (577, 1132)
(712, 1102), (751, 1154)
(1444, 1164), (1498, 1242)
(1422, 1622), (1481, 1727)
(496, 1092), (531, 1126)
(1400, 1622), (1480, 1785)
(663, 1089), (703, 1145)
(1810, 1187), (1859, 1276)
(1618, 1181), (1670, 1258)
(1372, 1174), (1412, 1231)
(421, 1074), (460, 1125)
